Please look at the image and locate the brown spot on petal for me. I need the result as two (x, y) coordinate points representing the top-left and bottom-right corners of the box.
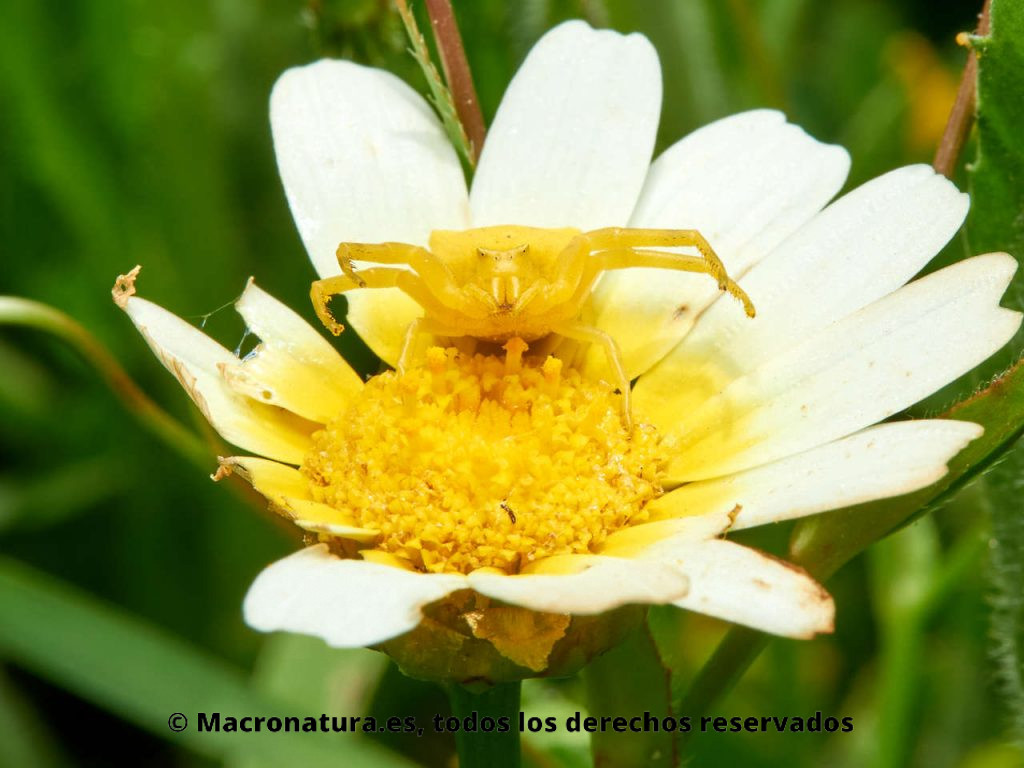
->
(746, 547), (835, 635)
(725, 504), (742, 531)
(165, 358), (211, 420)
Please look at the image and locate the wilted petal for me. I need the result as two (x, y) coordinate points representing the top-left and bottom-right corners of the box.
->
(644, 538), (834, 638)
(221, 280), (361, 424)
(120, 296), (315, 464)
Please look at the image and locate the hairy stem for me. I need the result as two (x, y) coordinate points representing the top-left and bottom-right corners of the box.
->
(394, 0), (476, 167)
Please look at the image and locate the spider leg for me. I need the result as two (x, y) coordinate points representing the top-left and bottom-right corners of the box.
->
(555, 322), (632, 431)
(398, 316), (471, 372)
(462, 284), (501, 314)
(337, 242), (452, 291)
(397, 317), (426, 373)
(310, 268), (465, 337)
(580, 228), (755, 317)
(587, 247), (755, 317)
(337, 241), (485, 317)
(510, 279), (550, 314)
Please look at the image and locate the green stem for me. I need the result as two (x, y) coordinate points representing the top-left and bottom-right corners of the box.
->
(0, 296), (209, 468)
(873, 616), (923, 768)
(675, 627), (767, 751)
(446, 682), (521, 768)
(394, 0), (476, 168)
(423, 0), (486, 163)
(933, 0), (991, 178)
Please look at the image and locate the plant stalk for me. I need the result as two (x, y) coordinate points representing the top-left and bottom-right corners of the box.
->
(446, 682), (521, 768)
(423, 0), (486, 163)
(933, 0), (992, 178)
(0, 297), (208, 468)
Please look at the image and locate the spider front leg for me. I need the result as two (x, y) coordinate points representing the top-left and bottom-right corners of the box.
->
(310, 268), (458, 337)
(580, 228), (756, 317)
(556, 322), (633, 431)
(336, 242), (460, 302)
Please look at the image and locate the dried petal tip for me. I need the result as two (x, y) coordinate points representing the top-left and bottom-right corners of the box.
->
(112, 265), (142, 308)
(211, 461), (233, 482)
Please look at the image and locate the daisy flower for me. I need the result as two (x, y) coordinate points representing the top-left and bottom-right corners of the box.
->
(114, 21), (1019, 681)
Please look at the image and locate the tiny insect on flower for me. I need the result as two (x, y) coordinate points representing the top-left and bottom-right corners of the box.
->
(114, 20), (1019, 683)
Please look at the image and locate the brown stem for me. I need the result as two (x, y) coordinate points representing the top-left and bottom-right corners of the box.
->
(932, 0), (992, 179)
(424, 0), (486, 163)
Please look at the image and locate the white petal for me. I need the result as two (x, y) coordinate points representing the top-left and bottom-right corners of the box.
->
(648, 539), (834, 638)
(468, 554), (689, 614)
(586, 110), (849, 378)
(470, 21), (660, 229)
(652, 420), (982, 529)
(666, 253), (1020, 481)
(243, 545), (466, 647)
(122, 297), (315, 464)
(635, 165), (970, 421)
(271, 59), (469, 272)
(222, 280), (361, 424)
(271, 59), (470, 363)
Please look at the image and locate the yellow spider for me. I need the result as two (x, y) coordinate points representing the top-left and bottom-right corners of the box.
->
(311, 226), (755, 424)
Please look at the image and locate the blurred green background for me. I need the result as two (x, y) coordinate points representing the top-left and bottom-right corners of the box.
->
(0, 0), (1019, 766)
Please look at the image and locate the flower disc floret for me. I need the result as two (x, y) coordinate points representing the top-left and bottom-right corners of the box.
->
(302, 341), (666, 575)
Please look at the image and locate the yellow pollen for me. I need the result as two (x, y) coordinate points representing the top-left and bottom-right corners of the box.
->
(302, 345), (666, 575)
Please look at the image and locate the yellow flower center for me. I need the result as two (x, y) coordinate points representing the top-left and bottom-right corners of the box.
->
(302, 339), (666, 575)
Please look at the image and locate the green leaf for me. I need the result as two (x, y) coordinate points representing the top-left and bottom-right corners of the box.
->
(520, 678), (590, 768)
(0, 558), (413, 768)
(0, 666), (69, 768)
(0, 457), (120, 533)
(790, 357), (1024, 581)
(966, 0), (1024, 744)
(231, 635), (389, 768)
(967, 0), (1024, 298)
(866, 518), (940, 768)
(250, 632), (387, 711)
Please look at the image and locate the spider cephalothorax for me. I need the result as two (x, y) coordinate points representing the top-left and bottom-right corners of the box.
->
(311, 225), (754, 421)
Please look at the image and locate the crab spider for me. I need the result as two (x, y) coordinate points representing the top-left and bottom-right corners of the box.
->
(311, 225), (755, 425)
